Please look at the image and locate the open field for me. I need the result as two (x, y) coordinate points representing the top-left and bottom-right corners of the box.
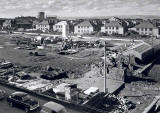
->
(0, 34), (101, 77)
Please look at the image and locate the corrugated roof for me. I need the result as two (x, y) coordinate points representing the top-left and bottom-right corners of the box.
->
(132, 42), (152, 54)
(104, 21), (123, 27)
(75, 21), (93, 27)
(133, 21), (157, 29)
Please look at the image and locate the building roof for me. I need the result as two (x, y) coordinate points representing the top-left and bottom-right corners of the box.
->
(133, 21), (157, 29)
(43, 101), (65, 112)
(38, 20), (49, 25)
(16, 19), (31, 25)
(55, 21), (67, 25)
(104, 21), (123, 27)
(75, 21), (93, 27)
(131, 42), (152, 54)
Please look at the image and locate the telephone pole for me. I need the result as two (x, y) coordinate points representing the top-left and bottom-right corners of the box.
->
(104, 41), (107, 93)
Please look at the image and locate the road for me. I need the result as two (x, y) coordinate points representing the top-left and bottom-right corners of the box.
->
(0, 84), (84, 113)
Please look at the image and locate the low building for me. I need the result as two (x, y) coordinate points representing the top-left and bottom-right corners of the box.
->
(74, 21), (94, 34)
(123, 42), (153, 62)
(36, 20), (50, 32)
(16, 19), (32, 30)
(129, 21), (159, 36)
(101, 21), (124, 35)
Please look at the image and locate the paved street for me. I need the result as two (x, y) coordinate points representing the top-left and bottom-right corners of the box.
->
(0, 84), (84, 113)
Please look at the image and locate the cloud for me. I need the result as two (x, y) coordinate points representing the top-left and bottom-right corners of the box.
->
(1, 0), (160, 17)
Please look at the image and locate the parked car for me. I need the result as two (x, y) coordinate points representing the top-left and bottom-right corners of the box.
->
(40, 101), (67, 113)
(0, 89), (6, 100)
(7, 92), (39, 112)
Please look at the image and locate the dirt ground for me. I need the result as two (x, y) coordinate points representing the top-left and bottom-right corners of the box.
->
(0, 34), (100, 77)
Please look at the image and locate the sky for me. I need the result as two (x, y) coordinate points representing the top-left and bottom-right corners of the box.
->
(1, 0), (160, 18)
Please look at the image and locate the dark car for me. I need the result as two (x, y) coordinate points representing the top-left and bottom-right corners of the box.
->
(7, 92), (39, 112)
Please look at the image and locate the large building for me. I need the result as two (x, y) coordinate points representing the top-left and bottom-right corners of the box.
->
(53, 21), (69, 33)
(101, 21), (124, 35)
(74, 21), (94, 34)
(36, 20), (50, 32)
(38, 12), (45, 21)
(129, 21), (159, 36)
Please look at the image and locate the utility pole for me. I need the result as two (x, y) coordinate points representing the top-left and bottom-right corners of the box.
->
(104, 41), (107, 93)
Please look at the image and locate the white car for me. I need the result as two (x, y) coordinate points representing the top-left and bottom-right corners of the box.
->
(40, 101), (67, 113)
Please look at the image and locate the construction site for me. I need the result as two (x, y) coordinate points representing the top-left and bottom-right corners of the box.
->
(0, 29), (160, 113)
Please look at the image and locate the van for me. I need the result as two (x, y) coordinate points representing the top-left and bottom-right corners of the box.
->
(40, 101), (67, 113)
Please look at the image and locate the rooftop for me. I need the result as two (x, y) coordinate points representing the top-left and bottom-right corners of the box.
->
(131, 42), (152, 53)
(75, 21), (93, 27)
(104, 21), (123, 27)
(133, 21), (157, 29)
(38, 20), (49, 25)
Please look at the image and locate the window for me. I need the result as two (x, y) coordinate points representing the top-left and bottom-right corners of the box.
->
(105, 27), (108, 29)
(87, 26), (89, 28)
(145, 28), (147, 31)
(141, 28), (143, 31)
(112, 27), (114, 30)
(149, 28), (152, 31)
(116, 27), (118, 30)
(78, 26), (80, 28)
(136, 28), (139, 31)
(14, 96), (22, 101)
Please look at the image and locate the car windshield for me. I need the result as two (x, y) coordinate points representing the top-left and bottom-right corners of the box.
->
(22, 95), (31, 101)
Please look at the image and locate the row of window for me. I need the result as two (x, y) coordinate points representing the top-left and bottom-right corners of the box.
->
(77, 26), (90, 28)
(105, 27), (119, 30)
(136, 28), (153, 31)
(77, 30), (90, 33)
(139, 32), (153, 35)
(56, 25), (62, 28)
(105, 31), (119, 34)
(38, 25), (48, 27)
(39, 28), (48, 30)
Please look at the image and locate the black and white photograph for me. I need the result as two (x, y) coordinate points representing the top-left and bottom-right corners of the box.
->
(0, 0), (160, 113)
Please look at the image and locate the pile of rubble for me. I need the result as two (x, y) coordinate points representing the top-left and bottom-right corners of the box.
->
(102, 94), (135, 113)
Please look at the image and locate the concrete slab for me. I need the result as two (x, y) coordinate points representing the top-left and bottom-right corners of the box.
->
(65, 73), (124, 94)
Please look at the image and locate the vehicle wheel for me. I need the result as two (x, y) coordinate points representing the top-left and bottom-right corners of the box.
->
(9, 102), (13, 107)
(25, 108), (29, 113)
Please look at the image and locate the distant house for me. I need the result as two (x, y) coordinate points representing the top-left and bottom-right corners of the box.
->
(32, 20), (39, 29)
(53, 21), (69, 33)
(74, 21), (94, 34)
(16, 19), (32, 30)
(101, 21), (124, 35)
(129, 21), (159, 36)
(36, 20), (50, 32)
(46, 16), (58, 31)
(3, 19), (16, 30)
